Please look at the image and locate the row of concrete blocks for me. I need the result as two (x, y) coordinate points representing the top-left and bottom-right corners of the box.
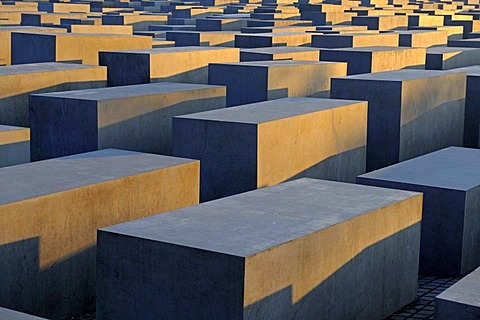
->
(0, 146), (479, 319)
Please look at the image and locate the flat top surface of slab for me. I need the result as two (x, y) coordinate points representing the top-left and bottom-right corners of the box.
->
(31, 82), (223, 101)
(0, 307), (46, 320)
(175, 97), (363, 124)
(0, 62), (103, 76)
(334, 69), (464, 81)
(437, 267), (480, 306)
(0, 124), (28, 132)
(448, 65), (480, 76)
(0, 26), (63, 31)
(324, 46), (421, 52)
(15, 32), (140, 38)
(358, 147), (480, 191)
(100, 46), (236, 54)
(426, 46), (480, 54)
(211, 60), (338, 68)
(102, 178), (418, 257)
(0, 149), (195, 205)
(241, 47), (320, 54)
(238, 31), (311, 37)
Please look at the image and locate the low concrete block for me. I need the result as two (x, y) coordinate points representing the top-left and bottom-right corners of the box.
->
(173, 97), (366, 201)
(358, 147), (480, 276)
(352, 15), (408, 30)
(0, 125), (29, 168)
(235, 32), (312, 48)
(96, 178), (422, 320)
(398, 30), (448, 47)
(426, 46), (480, 70)
(331, 69), (466, 171)
(29, 82), (226, 160)
(240, 46), (321, 61)
(0, 62), (106, 127)
(99, 47), (240, 86)
(166, 30), (238, 47)
(435, 267), (480, 319)
(209, 60), (347, 106)
(320, 46), (425, 75)
(0, 149), (199, 319)
(312, 32), (399, 48)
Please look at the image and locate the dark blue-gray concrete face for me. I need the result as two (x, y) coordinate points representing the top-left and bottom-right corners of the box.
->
(320, 48), (373, 75)
(357, 147), (480, 276)
(97, 178), (421, 320)
(11, 33), (56, 65)
(435, 267), (480, 319)
(331, 70), (466, 172)
(99, 51), (150, 87)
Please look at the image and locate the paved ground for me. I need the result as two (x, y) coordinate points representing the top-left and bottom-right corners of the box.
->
(70, 276), (461, 320)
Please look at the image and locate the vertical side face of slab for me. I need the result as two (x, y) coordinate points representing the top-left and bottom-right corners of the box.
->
(0, 156), (200, 318)
(209, 64), (268, 106)
(257, 102), (367, 186)
(320, 50), (373, 75)
(463, 185), (480, 274)
(99, 52), (151, 87)
(370, 49), (426, 73)
(243, 193), (423, 319)
(29, 96), (99, 161)
(0, 127), (30, 168)
(11, 33), (56, 65)
(464, 75), (480, 148)
(399, 74), (465, 162)
(97, 87), (226, 155)
(331, 78), (402, 171)
(173, 118), (257, 202)
(96, 233), (245, 320)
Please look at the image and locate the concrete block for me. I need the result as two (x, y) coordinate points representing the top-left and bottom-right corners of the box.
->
(29, 82), (226, 160)
(11, 32), (152, 65)
(240, 25), (316, 33)
(0, 62), (106, 127)
(352, 15), (408, 30)
(0, 125), (29, 168)
(311, 32), (399, 48)
(173, 97), (367, 201)
(96, 178), (422, 320)
(435, 266), (480, 319)
(99, 47), (240, 86)
(320, 46), (425, 75)
(235, 32), (312, 48)
(0, 307), (46, 320)
(331, 70), (466, 171)
(0, 27), (67, 65)
(209, 60), (347, 107)
(0, 149), (199, 319)
(196, 18), (248, 31)
(166, 30), (238, 47)
(426, 46), (480, 70)
(358, 147), (480, 276)
(449, 37), (480, 48)
(397, 30), (448, 47)
(240, 46), (321, 61)
(409, 25), (464, 39)
(21, 12), (88, 26)
(101, 13), (169, 31)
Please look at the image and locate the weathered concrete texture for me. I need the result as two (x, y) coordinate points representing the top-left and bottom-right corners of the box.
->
(311, 32), (399, 48)
(0, 149), (199, 319)
(331, 69), (466, 171)
(173, 97), (367, 201)
(99, 47), (240, 86)
(29, 82), (226, 160)
(0, 63), (106, 127)
(397, 30), (448, 47)
(209, 60), (347, 107)
(235, 32), (312, 48)
(320, 46), (426, 75)
(97, 178), (422, 320)
(11, 32), (152, 65)
(240, 46), (321, 61)
(166, 30), (238, 47)
(0, 125), (29, 168)
(435, 267), (480, 319)
(358, 147), (480, 276)
(0, 27), (67, 65)
(426, 46), (480, 70)
(0, 307), (46, 320)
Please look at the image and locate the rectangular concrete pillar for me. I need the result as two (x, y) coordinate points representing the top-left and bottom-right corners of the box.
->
(96, 178), (422, 320)
(0, 63), (106, 127)
(398, 30), (448, 47)
(240, 47), (321, 61)
(426, 47), (480, 70)
(99, 47), (240, 86)
(29, 82), (226, 160)
(11, 32), (152, 65)
(358, 147), (480, 276)
(312, 32), (399, 48)
(209, 60), (347, 106)
(173, 97), (367, 201)
(0, 149), (199, 319)
(166, 30), (238, 47)
(331, 70), (466, 171)
(0, 125), (29, 168)
(235, 32), (312, 47)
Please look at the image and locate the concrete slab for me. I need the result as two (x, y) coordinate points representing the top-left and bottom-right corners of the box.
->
(397, 30), (448, 47)
(0, 307), (46, 320)
(426, 46), (480, 70)
(29, 82), (226, 160)
(97, 178), (422, 320)
(0, 124), (29, 168)
(0, 62), (106, 127)
(0, 149), (199, 319)
(435, 266), (480, 319)
(173, 97), (366, 201)
(240, 46), (321, 61)
(358, 147), (480, 276)
(99, 46), (240, 86)
(166, 30), (238, 47)
(311, 32), (399, 48)
(235, 31), (312, 48)
(209, 60), (347, 106)
(331, 69), (466, 171)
